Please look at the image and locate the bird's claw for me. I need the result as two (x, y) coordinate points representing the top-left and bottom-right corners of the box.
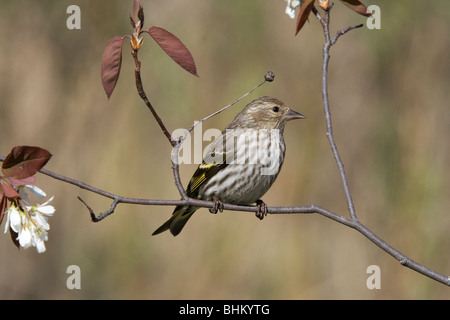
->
(209, 196), (224, 214)
(255, 199), (268, 220)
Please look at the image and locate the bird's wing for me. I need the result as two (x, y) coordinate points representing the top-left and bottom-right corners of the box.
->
(185, 161), (227, 198)
(185, 131), (236, 198)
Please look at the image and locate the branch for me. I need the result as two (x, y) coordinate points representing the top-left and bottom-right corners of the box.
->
(2, 4), (446, 288)
(311, 5), (449, 286)
(132, 49), (175, 147)
(0, 153), (448, 286)
(314, 4), (361, 221)
(186, 71), (275, 135)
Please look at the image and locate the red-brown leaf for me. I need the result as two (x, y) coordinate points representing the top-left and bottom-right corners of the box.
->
(0, 180), (19, 199)
(7, 176), (36, 188)
(2, 146), (52, 179)
(295, 0), (316, 35)
(101, 36), (124, 99)
(145, 26), (198, 77)
(340, 0), (371, 17)
(0, 195), (6, 226)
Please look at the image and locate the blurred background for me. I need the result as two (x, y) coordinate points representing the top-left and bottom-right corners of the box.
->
(0, 0), (449, 299)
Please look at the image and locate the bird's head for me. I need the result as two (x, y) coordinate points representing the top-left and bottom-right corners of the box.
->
(228, 96), (306, 130)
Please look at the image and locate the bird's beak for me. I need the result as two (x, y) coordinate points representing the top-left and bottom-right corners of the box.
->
(286, 109), (306, 121)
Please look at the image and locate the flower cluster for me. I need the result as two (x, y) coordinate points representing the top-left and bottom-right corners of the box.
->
(284, 0), (371, 35)
(3, 185), (55, 253)
(1, 146), (54, 253)
(284, 0), (302, 19)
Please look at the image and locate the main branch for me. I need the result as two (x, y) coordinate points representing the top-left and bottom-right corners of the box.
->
(0, 150), (448, 286)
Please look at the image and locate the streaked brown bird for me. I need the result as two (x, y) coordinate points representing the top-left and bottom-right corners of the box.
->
(153, 96), (305, 236)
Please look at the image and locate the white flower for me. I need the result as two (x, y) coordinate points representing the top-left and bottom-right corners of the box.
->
(18, 184), (46, 205)
(285, 0), (301, 19)
(34, 236), (47, 254)
(3, 187), (55, 253)
(30, 223), (49, 254)
(36, 196), (55, 215)
(18, 224), (32, 249)
(3, 204), (20, 234)
(23, 184), (47, 198)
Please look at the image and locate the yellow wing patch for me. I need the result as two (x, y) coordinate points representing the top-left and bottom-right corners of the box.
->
(186, 162), (227, 197)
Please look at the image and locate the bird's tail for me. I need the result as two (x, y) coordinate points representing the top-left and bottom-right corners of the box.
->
(152, 205), (198, 236)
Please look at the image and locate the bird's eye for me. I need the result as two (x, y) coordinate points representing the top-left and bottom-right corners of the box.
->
(272, 106), (279, 112)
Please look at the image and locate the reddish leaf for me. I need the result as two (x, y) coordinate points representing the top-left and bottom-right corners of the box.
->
(295, 0), (316, 35)
(0, 195), (6, 226)
(145, 26), (198, 77)
(7, 176), (36, 188)
(340, 0), (371, 17)
(0, 180), (19, 199)
(2, 146), (52, 179)
(101, 36), (124, 99)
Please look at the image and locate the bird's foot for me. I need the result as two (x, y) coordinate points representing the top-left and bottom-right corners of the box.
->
(255, 199), (268, 220)
(209, 196), (224, 214)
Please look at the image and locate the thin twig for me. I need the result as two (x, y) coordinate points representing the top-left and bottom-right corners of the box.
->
(186, 71), (275, 134)
(132, 49), (175, 147)
(312, 5), (450, 286)
(331, 24), (364, 45)
(170, 71), (275, 200)
(315, 6), (360, 221)
(78, 196), (120, 222)
(171, 142), (189, 200)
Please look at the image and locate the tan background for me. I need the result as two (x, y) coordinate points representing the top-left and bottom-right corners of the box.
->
(0, 0), (449, 299)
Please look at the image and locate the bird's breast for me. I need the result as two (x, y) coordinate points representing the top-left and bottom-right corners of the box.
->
(199, 129), (286, 204)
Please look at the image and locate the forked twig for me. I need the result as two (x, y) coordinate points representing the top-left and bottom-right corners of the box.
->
(310, 5), (449, 286)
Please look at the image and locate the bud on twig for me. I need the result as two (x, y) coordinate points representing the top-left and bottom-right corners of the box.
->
(264, 71), (275, 82)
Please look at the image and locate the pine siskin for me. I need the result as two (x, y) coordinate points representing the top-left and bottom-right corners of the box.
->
(153, 96), (305, 236)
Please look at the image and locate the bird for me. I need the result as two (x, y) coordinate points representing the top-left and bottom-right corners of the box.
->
(152, 96), (305, 236)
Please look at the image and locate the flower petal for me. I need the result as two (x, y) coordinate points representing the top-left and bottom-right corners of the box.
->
(3, 207), (11, 234)
(40, 196), (54, 208)
(37, 205), (55, 216)
(24, 185), (46, 198)
(18, 225), (32, 249)
(9, 207), (22, 233)
(35, 238), (46, 253)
